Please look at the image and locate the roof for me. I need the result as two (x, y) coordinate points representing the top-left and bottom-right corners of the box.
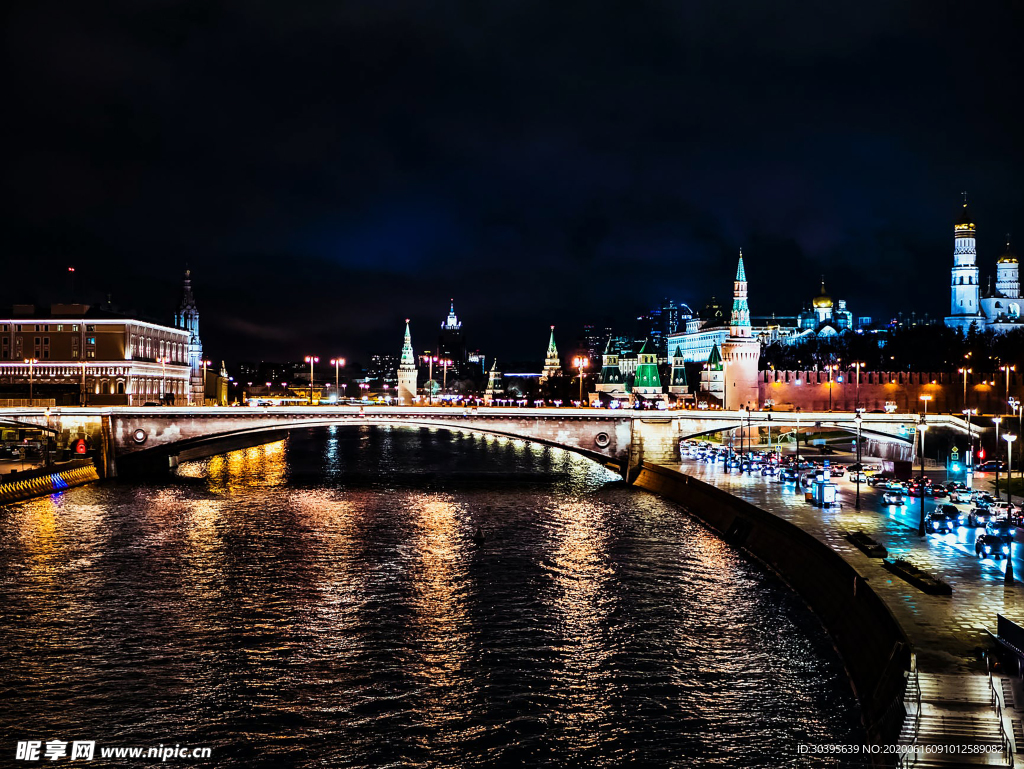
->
(957, 203), (975, 227)
(998, 240), (1018, 264)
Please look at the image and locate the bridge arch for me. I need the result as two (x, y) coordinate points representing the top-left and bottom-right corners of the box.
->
(112, 413), (631, 476)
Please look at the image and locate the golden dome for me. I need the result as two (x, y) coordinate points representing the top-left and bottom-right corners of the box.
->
(813, 279), (833, 308)
(998, 239), (1018, 264)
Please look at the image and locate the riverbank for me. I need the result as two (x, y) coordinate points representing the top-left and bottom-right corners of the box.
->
(0, 459), (100, 505)
(633, 462), (910, 746)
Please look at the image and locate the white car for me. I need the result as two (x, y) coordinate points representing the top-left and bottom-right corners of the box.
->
(882, 491), (906, 506)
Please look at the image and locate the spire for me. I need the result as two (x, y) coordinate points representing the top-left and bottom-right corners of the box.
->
(735, 248), (747, 282)
(400, 319), (416, 369)
(443, 299), (461, 330)
(729, 249), (751, 337)
(540, 326), (561, 381)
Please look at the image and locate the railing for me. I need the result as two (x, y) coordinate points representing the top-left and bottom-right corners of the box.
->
(987, 653), (1015, 767)
(896, 666), (922, 769)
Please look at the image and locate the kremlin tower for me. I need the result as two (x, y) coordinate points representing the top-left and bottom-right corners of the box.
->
(397, 319), (418, 405)
(720, 250), (760, 410)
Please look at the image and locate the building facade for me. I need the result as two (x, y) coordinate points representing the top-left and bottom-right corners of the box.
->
(945, 202), (1022, 332)
(0, 305), (192, 405)
(397, 319), (418, 405)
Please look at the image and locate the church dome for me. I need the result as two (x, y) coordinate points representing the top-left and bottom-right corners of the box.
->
(956, 204), (974, 226)
(998, 240), (1018, 264)
(813, 280), (833, 309)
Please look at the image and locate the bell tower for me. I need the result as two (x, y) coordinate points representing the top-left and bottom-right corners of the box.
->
(945, 195), (984, 332)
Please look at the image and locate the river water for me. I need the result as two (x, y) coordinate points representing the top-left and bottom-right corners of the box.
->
(0, 426), (865, 767)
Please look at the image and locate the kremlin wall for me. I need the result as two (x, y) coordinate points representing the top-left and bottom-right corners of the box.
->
(759, 369), (1023, 414)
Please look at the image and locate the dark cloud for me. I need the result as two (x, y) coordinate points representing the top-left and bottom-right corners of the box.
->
(4, 0), (1023, 364)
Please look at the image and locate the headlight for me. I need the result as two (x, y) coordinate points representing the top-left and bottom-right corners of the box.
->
(932, 522), (939, 528)
(985, 546), (992, 552)
(1003, 546), (1011, 554)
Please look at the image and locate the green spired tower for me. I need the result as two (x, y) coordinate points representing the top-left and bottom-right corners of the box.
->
(631, 340), (663, 397)
(540, 326), (561, 382)
(397, 319), (418, 405)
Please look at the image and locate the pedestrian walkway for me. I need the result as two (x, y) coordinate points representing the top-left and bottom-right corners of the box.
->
(666, 457), (1024, 763)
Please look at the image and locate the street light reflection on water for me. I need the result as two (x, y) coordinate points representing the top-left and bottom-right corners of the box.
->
(0, 426), (863, 767)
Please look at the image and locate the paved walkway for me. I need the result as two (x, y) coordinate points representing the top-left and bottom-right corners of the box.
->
(672, 457), (1023, 673)
(670, 455), (1024, 765)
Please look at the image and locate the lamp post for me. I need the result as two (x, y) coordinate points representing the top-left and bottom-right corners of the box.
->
(157, 356), (169, 404)
(827, 363), (839, 411)
(853, 361), (865, 411)
(573, 356), (589, 406)
(202, 359), (211, 406)
(1005, 434), (1017, 507)
(1000, 364), (1016, 413)
(855, 411), (863, 509)
(963, 408), (977, 472)
(959, 366), (972, 412)
(423, 355), (438, 405)
(330, 358), (345, 403)
(304, 355), (319, 405)
(994, 416), (1003, 501)
(917, 417), (928, 536)
(440, 358), (452, 397)
(24, 358), (37, 401)
(918, 394), (932, 488)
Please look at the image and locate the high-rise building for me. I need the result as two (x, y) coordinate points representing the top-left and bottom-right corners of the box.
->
(438, 299), (467, 376)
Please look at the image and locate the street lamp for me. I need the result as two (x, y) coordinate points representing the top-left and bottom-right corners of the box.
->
(304, 355), (319, 405)
(827, 363), (839, 411)
(423, 355), (438, 405)
(1005, 434), (1017, 507)
(963, 408), (977, 472)
(853, 361), (865, 411)
(330, 358), (345, 403)
(440, 358), (452, 397)
(1000, 364), (1016, 412)
(959, 366), (972, 411)
(202, 359), (211, 406)
(24, 358), (38, 401)
(994, 416), (1003, 501)
(573, 356), (589, 406)
(917, 418), (928, 536)
(855, 411), (863, 509)
(157, 356), (169, 404)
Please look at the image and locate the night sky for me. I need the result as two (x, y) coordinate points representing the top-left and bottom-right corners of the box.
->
(5, 1), (1024, 365)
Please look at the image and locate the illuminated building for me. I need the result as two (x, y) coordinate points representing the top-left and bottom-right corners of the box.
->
(720, 250), (761, 409)
(175, 269), (205, 405)
(0, 303), (191, 405)
(438, 299), (467, 377)
(791, 279), (854, 339)
(483, 360), (503, 404)
(397, 319), (418, 405)
(629, 340), (663, 402)
(540, 326), (561, 382)
(945, 201), (1022, 332)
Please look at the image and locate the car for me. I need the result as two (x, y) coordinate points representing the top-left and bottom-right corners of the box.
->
(926, 511), (954, 534)
(985, 520), (1017, 537)
(882, 491), (906, 506)
(946, 481), (968, 491)
(976, 460), (1006, 472)
(848, 471), (869, 483)
(976, 534), (1013, 559)
(829, 466), (846, 478)
(989, 502), (1018, 522)
(949, 490), (973, 504)
(885, 480), (906, 491)
(965, 507), (993, 527)
(780, 468), (800, 483)
(761, 465), (778, 476)
(926, 486), (948, 499)
(867, 473), (895, 487)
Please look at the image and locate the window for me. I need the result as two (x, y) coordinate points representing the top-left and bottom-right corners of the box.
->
(86, 325), (95, 332)
(72, 325), (79, 332)
(86, 337), (96, 345)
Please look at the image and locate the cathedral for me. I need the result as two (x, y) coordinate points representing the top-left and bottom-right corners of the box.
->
(944, 201), (1021, 333)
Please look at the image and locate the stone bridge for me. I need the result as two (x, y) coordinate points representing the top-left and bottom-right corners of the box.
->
(0, 406), (978, 481)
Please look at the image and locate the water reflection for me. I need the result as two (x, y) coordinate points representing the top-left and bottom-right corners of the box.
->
(0, 426), (864, 768)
